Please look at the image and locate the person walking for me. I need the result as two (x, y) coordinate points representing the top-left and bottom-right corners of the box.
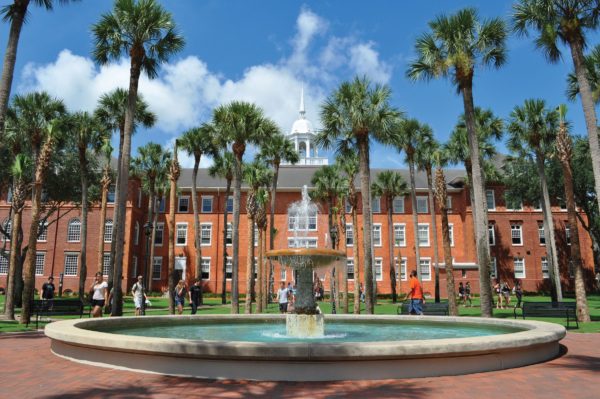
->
(189, 279), (202, 315)
(40, 276), (55, 311)
(90, 272), (108, 318)
(501, 281), (511, 309)
(408, 270), (424, 315)
(276, 282), (289, 314)
(494, 279), (503, 309)
(458, 282), (465, 306)
(513, 280), (523, 308)
(465, 282), (472, 307)
(174, 280), (186, 315)
(131, 275), (146, 316)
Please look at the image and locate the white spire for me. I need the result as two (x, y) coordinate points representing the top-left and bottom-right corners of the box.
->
(299, 85), (305, 119)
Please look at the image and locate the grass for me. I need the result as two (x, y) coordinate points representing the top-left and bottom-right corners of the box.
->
(1, 293), (599, 333)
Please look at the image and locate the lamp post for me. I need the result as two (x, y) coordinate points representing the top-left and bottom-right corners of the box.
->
(141, 221), (153, 316)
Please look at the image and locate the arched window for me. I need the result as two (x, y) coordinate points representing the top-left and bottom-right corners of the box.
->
(2, 218), (11, 242)
(104, 219), (113, 243)
(134, 221), (140, 245)
(67, 218), (81, 242)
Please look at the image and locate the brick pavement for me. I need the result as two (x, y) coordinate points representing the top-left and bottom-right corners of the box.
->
(0, 332), (599, 399)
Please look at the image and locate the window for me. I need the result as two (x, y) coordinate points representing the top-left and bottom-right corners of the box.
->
(461, 269), (467, 278)
(345, 198), (352, 214)
(280, 266), (287, 281)
(511, 224), (523, 246)
(132, 256), (138, 277)
(446, 196), (453, 211)
(373, 224), (382, 246)
(107, 185), (116, 204)
(67, 219), (81, 242)
(134, 222), (140, 245)
(152, 257), (162, 280)
(448, 224), (455, 247)
(0, 252), (8, 274)
(420, 259), (431, 281)
(393, 196), (404, 213)
(178, 196), (189, 213)
(104, 219), (113, 243)
(514, 257), (526, 278)
(154, 223), (164, 246)
(201, 258), (210, 280)
(176, 223), (187, 245)
(226, 223), (232, 245)
(565, 227), (571, 245)
(541, 257), (549, 279)
(35, 252), (45, 276)
(372, 196), (381, 213)
(488, 224), (495, 246)
(64, 253), (78, 276)
(417, 196), (428, 213)
(254, 225), (258, 247)
(288, 210), (317, 231)
(288, 237), (318, 248)
(417, 224), (430, 246)
(394, 224), (406, 247)
(490, 257), (497, 279)
(157, 197), (166, 213)
(375, 258), (383, 281)
(226, 196), (233, 213)
(486, 189), (495, 210)
(560, 200), (567, 211)
(38, 221), (48, 242)
(345, 223), (354, 246)
(396, 257), (407, 281)
(2, 219), (11, 242)
(226, 257), (232, 280)
(102, 253), (111, 276)
(201, 196), (213, 213)
(538, 223), (545, 245)
(201, 224), (212, 245)
(346, 259), (354, 280)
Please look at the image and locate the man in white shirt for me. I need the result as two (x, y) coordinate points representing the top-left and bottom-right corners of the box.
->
(276, 282), (289, 314)
(131, 275), (146, 316)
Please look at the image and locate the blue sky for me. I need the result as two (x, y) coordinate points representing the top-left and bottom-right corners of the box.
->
(2, 0), (599, 168)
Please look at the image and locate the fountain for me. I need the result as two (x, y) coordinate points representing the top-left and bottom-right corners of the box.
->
(266, 185), (345, 338)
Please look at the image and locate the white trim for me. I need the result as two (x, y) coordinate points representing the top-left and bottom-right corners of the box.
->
(448, 223), (455, 247)
(64, 252), (79, 276)
(152, 256), (162, 280)
(393, 223), (406, 247)
(346, 258), (355, 281)
(417, 223), (430, 247)
(372, 196), (381, 213)
(178, 195), (190, 213)
(176, 222), (188, 246)
(373, 223), (382, 247)
(486, 189), (496, 211)
(200, 223), (212, 246)
(394, 256), (408, 281)
(514, 256), (526, 278)
(511, 224), (523, 246)
(419, 257), (432, 281)
(154, 222), (165, 246)
(488, 224), (496, 246)
(345, 223), (354, 247)
(201, 257), (211, 281)
(392, 196), (405, 213)
(201, 195), (213, 213)
(416, 196), (429, 214)
(374, 257), (383, 281)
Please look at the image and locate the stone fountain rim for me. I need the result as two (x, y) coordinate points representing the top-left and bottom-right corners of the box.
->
(265, 248), (346, 258)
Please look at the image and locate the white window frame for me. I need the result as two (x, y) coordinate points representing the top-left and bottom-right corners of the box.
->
(345, 198), (352, 214)
(395, 257), (408, 281)
(104, 219), (114, 243)
(511, 224), (523, 246)
(373, 224), (382, 247)
(346, 258), (355, 281)
(420, 258), (432, 281)
(490, 257), (497, 279)
(178, 196), (190, 213)
(280, 266), (287, 281)
(134, 222), (140, 246)
(488, 224), (496, 246)
(201, 196), (213, 213)
(226, 196), (234, 213)
(254, 225), (258, 247)
(538, 222), (545, 246)
(392, 196), (405, 213)
(200, 223), (212, 246)
(486, 189), (496, 210)
(226, 223), (232, 246)
(201, 257), (211, 280)
(67, 218), (81, 243)
(565, 226), (571, 246)
(417, 224), (430, 247)
(345, 223), (354, 247)
(37, 221), (48, 242)
(154, 222), (164, 246)
(541, 257), (549, 279)
(514, 257), (526, 278)
(64, 252), (79, 276)
(0, 251), (9, 274)
(448, 223), (455, 247)
(225, 257), (233, 280)
(372, 196), (381, 213)
(102, 252), (111, 276)
(152, 256), (162, 280)
(446, 195), (453, 212)
(35, 252), (45, 276)
(288, 212), (318, 231)
(2, 219), (11, 242)
(176, 223), (188, 246)
(107, 185), (116, 204)
(416, 196), (428, 214)
(393, 223), (406, 247)
(374, 257), (383, 281)
(288, 237), (318, 248)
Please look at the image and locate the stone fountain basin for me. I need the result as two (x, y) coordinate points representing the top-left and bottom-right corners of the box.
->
(265, 248), (345, 268)
(45, 315), (565, 381)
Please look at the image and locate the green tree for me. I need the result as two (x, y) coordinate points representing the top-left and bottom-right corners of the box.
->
(92, 0), (184, 316)
(179, 124), (217, 304)
(254, 188), (269, 313)
(167, 141), (179, 315)
(407, 8), (507, 316)
(507, 98), (562, 301)
(566, 44), (600, 104)
(371, 170), (407, 303)
(211, 101), (275, 314)
(319, 77), (401, 314)
(94, 139), (113, 276)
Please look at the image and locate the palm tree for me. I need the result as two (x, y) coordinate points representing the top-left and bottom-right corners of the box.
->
(179, 124), (217, 304)
(513, 0), (600, 218)
(242, 159), (272, 314)
(255, 188), (269, 313)
(416, 135), (443, 302)
(408, 8), (507, 317)
(371, 170), (407, 303)
(92, 0), (184, 316)
(556, 105), (590, 322)
(0, 0), (78, 135)
(257, 132), (299, 301)
(433, 153), (458, 316)
(167, 140), (180, 315)
(71, 111), (106, 300)
(319, 77), (401, 314)
(212, 101), (274, 313)
(507, 99), (562, 301)
(393, 119), (433, 283)
(95, 139), (113, 276)
(208, 151), (235, 304)
(566, 44), (600, 104)
(130, 142), (170, 289)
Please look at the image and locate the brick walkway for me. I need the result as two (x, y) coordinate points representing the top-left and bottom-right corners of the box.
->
(1, 332), (599, 399)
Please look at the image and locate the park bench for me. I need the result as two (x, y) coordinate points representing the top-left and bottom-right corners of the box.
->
(514, 301), (578, 329)
(27, 299), (85, 329)
(398, 302), (449, 316)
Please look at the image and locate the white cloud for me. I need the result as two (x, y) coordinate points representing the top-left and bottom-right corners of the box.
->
(349, 42), (392, 84)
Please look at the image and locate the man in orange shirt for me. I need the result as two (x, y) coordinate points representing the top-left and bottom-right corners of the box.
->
(408, 270), (424, 315)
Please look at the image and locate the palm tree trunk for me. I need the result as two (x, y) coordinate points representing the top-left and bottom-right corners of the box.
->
(96, 173), (110, 274)
(245, 215), (255, 314)
(191, 154), (203, 304)
(569, 39), (600, 219)
(327, 198), (338, 312)
(167, 148), (179, 315)
(386, 198), (397, 303)
(267, 162), (280, 304)
(356, 134), (374, 314)
(341, 216), (348, 313)
(221, 179), (231, 304)
(256, 227), (263, 313)
(535, 153), (562, 301)
(408, 160), (422, 281)
(437, 171), (458, 316)
(5, 204), (22, 320)
(461, 82), (493, 318)
(111, 58), (143, 316)
(352, 204), (361, 314)
(427, 167), (441, 303)
(108, 126), (124, 299)
(143, 184), (154, 289)
(0, 1), (28, 136)
(231, 149), (243, 314)
(149, 211), (158, 291)
(78, 159), (89, 301)
(261, 227), (268, 311)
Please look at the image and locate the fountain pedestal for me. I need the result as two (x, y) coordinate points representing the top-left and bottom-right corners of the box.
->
(286, 313), (324, 338)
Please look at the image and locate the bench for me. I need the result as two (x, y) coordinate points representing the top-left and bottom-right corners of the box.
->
(27, 299), (85, 329)
(514, 301), (578, 329)
(398, 302), (449, 316)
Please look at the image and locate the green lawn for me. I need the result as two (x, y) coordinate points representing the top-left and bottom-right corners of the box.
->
(1, 293), (599, 333)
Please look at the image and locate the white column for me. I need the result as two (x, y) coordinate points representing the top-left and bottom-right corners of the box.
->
(305, 140), (310, 159)
(295, 137), (299, 153)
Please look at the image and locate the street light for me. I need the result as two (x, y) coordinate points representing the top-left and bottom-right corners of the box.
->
(141, 221), (153, 316)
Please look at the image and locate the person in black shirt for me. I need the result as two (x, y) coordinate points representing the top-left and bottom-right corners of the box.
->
(41, 276), (55, 310)
(189, 279), (202, 315)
